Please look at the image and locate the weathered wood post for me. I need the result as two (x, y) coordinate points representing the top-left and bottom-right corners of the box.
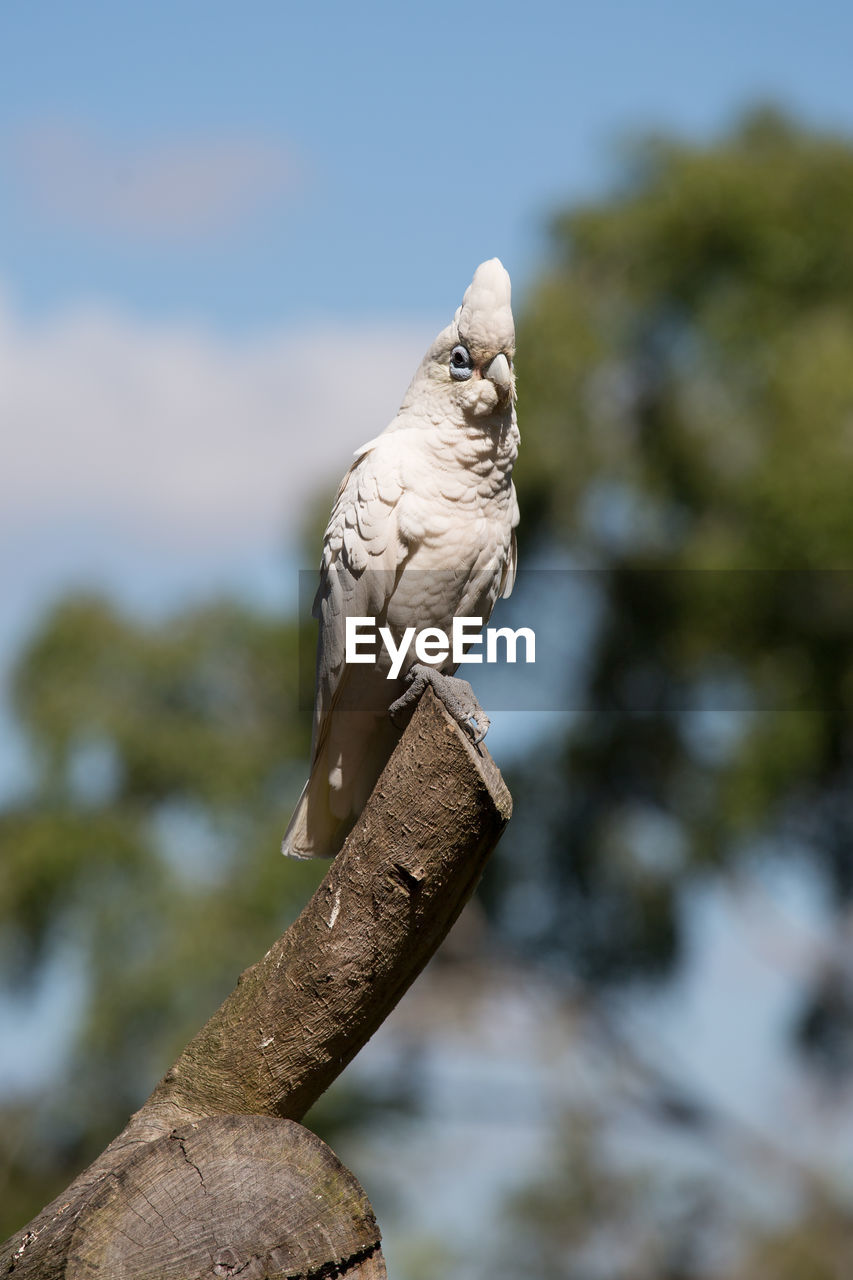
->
(2, 688), (512, 1279)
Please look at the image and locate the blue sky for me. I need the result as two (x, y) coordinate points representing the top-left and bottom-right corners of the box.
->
(4, 1), (853, 331)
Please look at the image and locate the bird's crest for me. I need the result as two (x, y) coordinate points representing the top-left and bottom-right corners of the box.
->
(454, 258), (515, 361)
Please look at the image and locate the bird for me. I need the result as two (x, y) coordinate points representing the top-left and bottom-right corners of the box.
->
(282, 258), (519, 859)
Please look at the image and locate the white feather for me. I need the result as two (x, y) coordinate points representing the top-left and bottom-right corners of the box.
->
(282, 259), (520, 858)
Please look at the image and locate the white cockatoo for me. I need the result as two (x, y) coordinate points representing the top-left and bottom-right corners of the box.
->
(282, 259), (519, 859)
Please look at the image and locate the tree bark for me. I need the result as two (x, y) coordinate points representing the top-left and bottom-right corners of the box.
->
(2, 687), (512, 1278)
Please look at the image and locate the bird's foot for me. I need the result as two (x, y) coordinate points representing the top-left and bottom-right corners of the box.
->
(389, 664), (490, 744)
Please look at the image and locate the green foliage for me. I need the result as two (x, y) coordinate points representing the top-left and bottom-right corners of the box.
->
(500, 107), (853, 984)
(736, 1193), (853, 1280)
(0, 595), (322, 1236)
(519, 107), (853, 564)
(486, 1101), (853, 1280)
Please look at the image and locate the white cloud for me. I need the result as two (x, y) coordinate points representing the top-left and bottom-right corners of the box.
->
(7, 122), (300, 239)
(0, 289), (430, 555)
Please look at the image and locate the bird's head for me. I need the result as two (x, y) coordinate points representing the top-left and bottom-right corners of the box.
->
(405, 259), (516, 420)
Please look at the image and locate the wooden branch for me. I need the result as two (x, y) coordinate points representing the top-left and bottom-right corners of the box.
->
(2, 687), (512, 1278)
(51, 1117), (383, 1280)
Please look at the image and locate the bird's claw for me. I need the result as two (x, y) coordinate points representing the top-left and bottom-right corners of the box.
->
(389, 664), (490, 744)
(465, 713), (489, 746)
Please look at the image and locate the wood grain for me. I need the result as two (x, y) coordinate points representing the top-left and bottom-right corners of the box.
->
(2, 687), (511, 1277)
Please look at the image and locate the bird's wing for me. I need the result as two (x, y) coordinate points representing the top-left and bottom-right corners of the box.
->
(310, 431), (413, 761)
(500, 485), (520, 599)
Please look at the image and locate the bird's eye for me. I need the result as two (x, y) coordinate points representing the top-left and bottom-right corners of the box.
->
(449, 343), (473, 380)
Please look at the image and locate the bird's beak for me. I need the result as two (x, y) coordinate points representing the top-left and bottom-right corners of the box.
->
(484, 352), (512, 400)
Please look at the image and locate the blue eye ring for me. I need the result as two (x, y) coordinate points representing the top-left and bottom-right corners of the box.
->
(450, 343), (473, 380)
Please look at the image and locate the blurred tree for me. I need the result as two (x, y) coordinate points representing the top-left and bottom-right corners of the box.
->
(0, 595), (320, 1236)
(497, 108), (853, 1010)
(486, 1095), (853, 1280)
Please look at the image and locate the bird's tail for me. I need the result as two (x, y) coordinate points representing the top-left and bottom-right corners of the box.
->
(282, 703), (400, 860)
(280, 760), (354, 861)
